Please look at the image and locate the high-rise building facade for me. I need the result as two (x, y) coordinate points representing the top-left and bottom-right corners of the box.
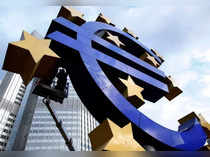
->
(0, 72), (26, 151)
(25, 80), (99, 151)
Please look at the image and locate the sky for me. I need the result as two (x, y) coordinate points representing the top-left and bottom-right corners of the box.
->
(1, 4), (210, 131)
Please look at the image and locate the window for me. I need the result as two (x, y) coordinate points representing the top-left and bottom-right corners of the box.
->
(10, 113), (16, 117)
(16, 97), (22, 101)
(3, 129), (10, 134)
(7, 118), (15, 123)
(14, 100), (21, 105)
(6, 123), (13, 128)
(0, 135), (8, 140)
(0, 142), (6, 147)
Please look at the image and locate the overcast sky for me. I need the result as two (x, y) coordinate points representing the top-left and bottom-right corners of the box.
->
(1, 4), (210, 130)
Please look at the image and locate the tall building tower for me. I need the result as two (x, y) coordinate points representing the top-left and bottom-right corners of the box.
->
(25, 79), (99, 151)
(0, 72), (26, 151)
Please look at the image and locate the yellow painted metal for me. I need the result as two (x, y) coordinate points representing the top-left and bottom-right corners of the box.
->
(140, 52), (160, 67)
(164, 75), (182, 101)
(2, 31), (59, 85)
(119, 76), (145, 108)
(105, 32), (125, 47)
(57, 6), (86, 25)
(89, 119), (145, 151)
(151, 48), (164, 63)
(201, 145), (210, 150)
(123, 27), (138, 39)
(198, 114), (210, 138)
(96, 13), (115, 26)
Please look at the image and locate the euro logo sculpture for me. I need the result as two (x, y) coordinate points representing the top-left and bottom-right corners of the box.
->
(2, 6), (208, 151)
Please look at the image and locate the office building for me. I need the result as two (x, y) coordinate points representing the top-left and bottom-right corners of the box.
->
(0, 72), (26, 150)
(25, 80), (99, 151)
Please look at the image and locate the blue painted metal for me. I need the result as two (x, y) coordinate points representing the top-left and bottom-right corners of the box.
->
(47, 17), (207, 150)
(178, 118), (195, 133)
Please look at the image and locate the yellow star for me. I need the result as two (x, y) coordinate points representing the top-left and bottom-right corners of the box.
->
(146, 54), (160, 67)
(96, 13), (115, 26)
(67, 6), (84, 18)
(123, 27), (139, 39)
(57, 6), (85, 25)
(198, 114), (210, 138)
(106, 32), (125, 47)
(119, 76), (145, 108)
(3, 31), (60, 85)
(151, 48), (164, 63)
(198, 114), (210, 150)
(164, 75), (182, 101)
(140, 52), (160, 67)
(89, 119), (145, 151)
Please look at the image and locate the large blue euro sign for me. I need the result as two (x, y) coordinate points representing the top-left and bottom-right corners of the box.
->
(47, 17), (206, 150)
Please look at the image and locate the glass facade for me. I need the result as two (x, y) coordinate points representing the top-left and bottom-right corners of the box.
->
(25, 79), (99, 151)
(0, 72), (26, 151)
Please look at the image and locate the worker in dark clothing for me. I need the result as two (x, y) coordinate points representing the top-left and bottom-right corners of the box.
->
(55, 68), (68, 91)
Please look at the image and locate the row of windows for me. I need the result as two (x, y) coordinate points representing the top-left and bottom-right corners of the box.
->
(30, 130), (58, 133)
(0, 122), (9, 128)
(26, 141), (68, 147)
(26, 145), (68, 150)
(16, 96), (23, 102)
(0, 135), (9, 140)
(15, 96), (22, 102)
(37, 100), (82, 106)
(35, 108), (82, 112)
(9, 113), (16, 118)
(18, 87), (25, 93)
(7, 118), (15, 123)
(20, 84), (26, 89)
(0, 141), (6, 147)
(14, 100), (21, 105)
(32, 118), (80, 122)
(31, 123), (55, 128)
(28, 135), (64, 140)
(3, 129), (11, 134)
(33, 116), (81, 120)
(31, 123), (80, 128)
(27, 139), (70, 144)
(34, 112), (81, 117)
(28, 133), (77, 137)
(31, 121), (81, 125)
(5, 123), (13, 128)
(32, 117), (93, 124)
(30, 129), (79, 134)
(34, 110), (81, 114)
(30, 128), (81, 134)
(17, 92), (24, 98)
(28, 135), (80, 141)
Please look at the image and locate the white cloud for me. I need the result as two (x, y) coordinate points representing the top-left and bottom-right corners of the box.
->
(140, 92), (210, 130)
(199, 74), (210, 98)
(193, 49), (210, 63)
(199, 75), (210, 84)
(201, 87), (210, 98)
(159, 49), (199, 88)
(74, 6), (100, 21)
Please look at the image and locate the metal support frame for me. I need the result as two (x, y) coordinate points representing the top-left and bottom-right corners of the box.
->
(42, 97), (75, 151)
